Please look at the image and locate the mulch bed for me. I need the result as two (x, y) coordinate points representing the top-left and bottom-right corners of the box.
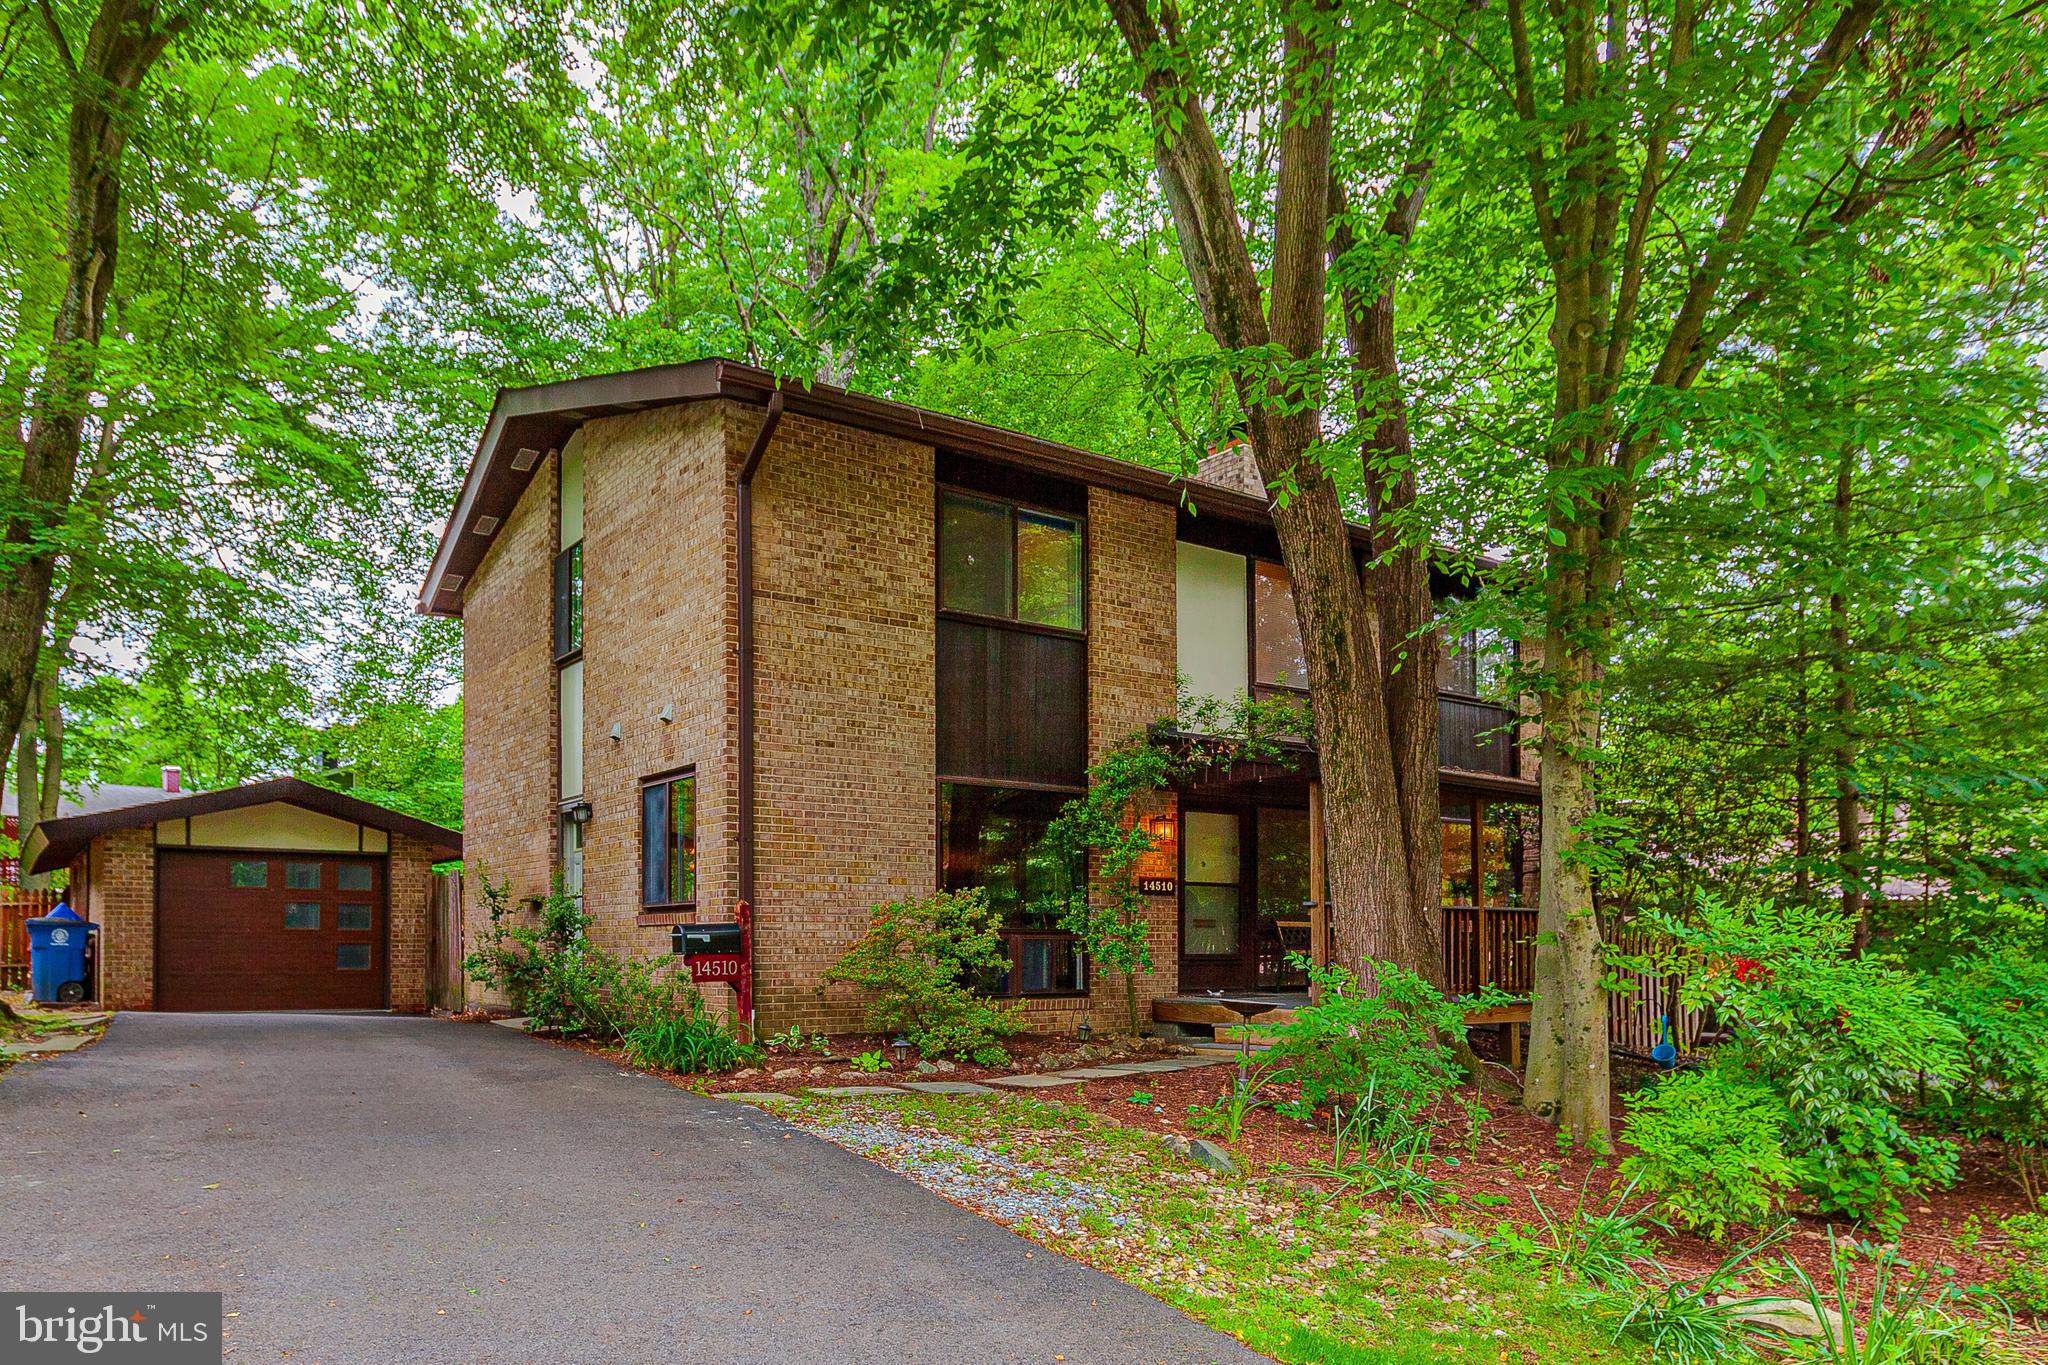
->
(1049, 1054), (2043, 1335)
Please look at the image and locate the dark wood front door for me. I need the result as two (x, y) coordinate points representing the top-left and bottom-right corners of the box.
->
(1177, 804), (1312, 992)
(156, 851), (387, 1011)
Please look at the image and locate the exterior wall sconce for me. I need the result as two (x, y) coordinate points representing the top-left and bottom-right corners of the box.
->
(658, 703), (674, 724)
(1146, 814), (1176, 845)
(565, 801), (593, 826)
(608, 723), (623, 743)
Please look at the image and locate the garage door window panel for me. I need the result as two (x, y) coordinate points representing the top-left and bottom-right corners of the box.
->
(229, 859), (268, 888)
(338, 904), (373, 931)
(337, 864), (373, 892)
(285, 861), (322, 890)
(284, 903), (321, 929)
(336, 944), (372, 970)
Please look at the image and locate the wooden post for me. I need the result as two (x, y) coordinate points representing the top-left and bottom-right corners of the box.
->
(1473, 799), (1493, 990)
(1308, 779), (1328, 1002)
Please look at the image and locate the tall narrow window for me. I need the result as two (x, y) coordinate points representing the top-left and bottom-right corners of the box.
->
(554, 542), (583, 659)
(1252, 560), (1309, 692)
(641, 772), (697, 908)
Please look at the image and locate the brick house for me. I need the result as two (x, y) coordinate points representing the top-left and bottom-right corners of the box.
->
(24, 778), (460, 1011)
(423, 360), (1536, 1034)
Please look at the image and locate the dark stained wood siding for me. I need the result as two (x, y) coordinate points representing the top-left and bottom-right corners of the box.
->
(1438, 695), (1519, 776)
(156, 851), (387, 1011)
(936, 618), (1086, 788)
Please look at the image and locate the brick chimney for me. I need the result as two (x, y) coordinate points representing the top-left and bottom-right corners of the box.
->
(161, 765), (181, 794)
(1193, 439), (1266, 499)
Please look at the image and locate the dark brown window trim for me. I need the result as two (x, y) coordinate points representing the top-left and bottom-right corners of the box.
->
(936, 479), (1089, 528)
(936, 607), (1086, 644)
(935, 773), (1088, 796)
(638, 762), (699, 787)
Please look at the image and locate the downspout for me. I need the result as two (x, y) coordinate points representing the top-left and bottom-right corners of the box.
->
(735, 391), (785, 1031)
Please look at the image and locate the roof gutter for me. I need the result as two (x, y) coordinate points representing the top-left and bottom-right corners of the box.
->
(734, 390), (785, 1028)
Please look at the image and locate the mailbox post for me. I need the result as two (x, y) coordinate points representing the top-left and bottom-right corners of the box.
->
(671, 899), (753, 1036)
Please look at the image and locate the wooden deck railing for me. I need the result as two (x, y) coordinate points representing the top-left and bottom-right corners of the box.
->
(1435, 904), (1704, 1058)
(1441, 904), (1538, 997)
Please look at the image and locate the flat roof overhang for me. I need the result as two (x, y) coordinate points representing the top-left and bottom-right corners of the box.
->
(418, 358), (1497, 618)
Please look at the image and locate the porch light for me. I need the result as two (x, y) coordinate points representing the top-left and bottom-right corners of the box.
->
(1147, 814), (1175, 844)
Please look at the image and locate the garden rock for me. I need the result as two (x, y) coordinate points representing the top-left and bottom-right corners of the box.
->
(1186, 1139), (1237, 1176)
(1718, 1297), (1849, 1341)
(912, 1059), (957, 1075)
(1419, 1226), (1483, 1252)
(772, 1067), (804, 1079)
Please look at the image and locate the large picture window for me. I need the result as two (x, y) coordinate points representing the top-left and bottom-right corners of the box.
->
(938, 491), (1083, 631)
(939, 783), (1086, 997)
(641, 772), (697, 908)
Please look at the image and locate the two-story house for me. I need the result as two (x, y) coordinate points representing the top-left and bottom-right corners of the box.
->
(423, 360), (1536, 1033)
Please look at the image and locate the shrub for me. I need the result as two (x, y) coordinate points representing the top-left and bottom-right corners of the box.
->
(623, 987), (762, 1075)
(1270, 958), (1503, 1137)
(1622, 1065), (1796, 1237)
(1989, 1212), (2048, 1315)
(462, 870), (652, 1041)
(1928, 950), (2048, 1151)
(1639, 896), (1966, 1233)
(1774, 1231), (2011, 1364)
(823, 888), (1023, 1064)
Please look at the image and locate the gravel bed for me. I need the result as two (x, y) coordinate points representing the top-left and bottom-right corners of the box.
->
(794, 1107), (1127, 1236)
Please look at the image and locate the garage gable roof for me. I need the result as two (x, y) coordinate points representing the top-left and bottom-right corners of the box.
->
(26, 777), (461, 873)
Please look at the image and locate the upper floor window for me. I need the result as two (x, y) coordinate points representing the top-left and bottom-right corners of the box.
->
(640, 771), (697, 909)
(554, 542), (583, 660)
(1438, 625), (1511, 696)
(1252, 559), (1308, 693)
(939, 491), (1084, 632)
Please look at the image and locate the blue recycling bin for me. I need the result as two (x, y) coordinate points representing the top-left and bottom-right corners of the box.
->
(28, 909), (95, 1003)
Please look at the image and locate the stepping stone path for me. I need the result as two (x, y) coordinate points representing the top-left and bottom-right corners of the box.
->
(807, 1085), (907, 1098)
(900, 1080), (996, 1095)
(0, 1032), (95, 1057)
(719, 1092), (795, 1104)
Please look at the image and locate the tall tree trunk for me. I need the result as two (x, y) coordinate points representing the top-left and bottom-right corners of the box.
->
(1331, 174), (1446, 988)
(1829, 438), (1866, 951)
(1522, 628), (1610, 1144)
(1106, 0), (1429, 982)
(0, 0), (182, 763)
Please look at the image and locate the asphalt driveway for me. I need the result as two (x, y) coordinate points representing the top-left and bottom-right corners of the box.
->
(0, 1013), (1266, 1364)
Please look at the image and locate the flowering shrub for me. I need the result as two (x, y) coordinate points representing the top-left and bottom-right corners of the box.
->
(1631, 896), (1964, 1234)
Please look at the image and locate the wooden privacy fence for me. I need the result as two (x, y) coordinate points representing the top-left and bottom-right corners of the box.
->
(1437, 904), (1705, 1060)
(427, 871), (465, 1011)
(1, 889), (63, 992)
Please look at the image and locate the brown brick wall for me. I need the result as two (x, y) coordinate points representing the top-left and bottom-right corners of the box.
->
(80, 827), (155, 1010)
(459, 449), (558, 1005)
(456, 404), (1200, 1036)
(387, 835), (437, 1013)
(749, 412), (936, 1032)
(576, 403), (737, 992)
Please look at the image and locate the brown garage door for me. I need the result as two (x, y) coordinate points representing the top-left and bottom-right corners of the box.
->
(157, 851), (388, 1011)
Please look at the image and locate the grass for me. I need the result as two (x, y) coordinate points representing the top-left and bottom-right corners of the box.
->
(767, 1091), (1645, 1365)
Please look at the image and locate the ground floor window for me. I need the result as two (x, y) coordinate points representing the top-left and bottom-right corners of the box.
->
(938, 782), (1086, 996)
(641, 772), (697, 909)
(1441, 797), (1535, 907)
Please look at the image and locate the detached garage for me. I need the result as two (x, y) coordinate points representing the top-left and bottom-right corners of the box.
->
(23, 778), (460, 1012)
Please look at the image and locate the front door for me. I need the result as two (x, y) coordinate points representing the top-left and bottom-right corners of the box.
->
(1177, 805), (1312, 992)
